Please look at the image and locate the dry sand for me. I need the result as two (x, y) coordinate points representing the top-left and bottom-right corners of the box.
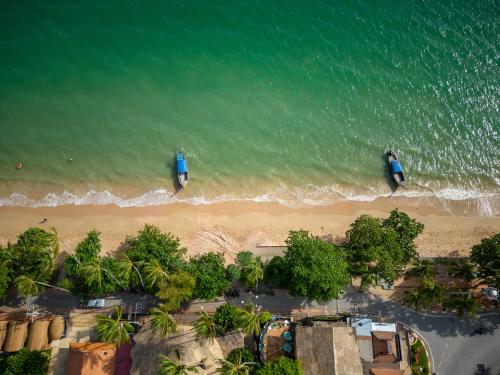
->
(0, 196), (498, 261)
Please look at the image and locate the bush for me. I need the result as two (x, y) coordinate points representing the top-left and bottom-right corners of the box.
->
(190, 252), (230, 300)
(259, 311), (272, 324)
(225, 264), (241, 283)
(256, 356), (303, 375)
(0, 349), (50, 375)
(410, 340), (429, 375)
(227, 347), (254, 364)
(0, 265), (9, 301)
(214, 303), (240, 333)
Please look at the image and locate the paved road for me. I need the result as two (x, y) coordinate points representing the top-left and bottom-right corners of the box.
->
(225, 287), (500, 375)
(3, 287), (499, 374)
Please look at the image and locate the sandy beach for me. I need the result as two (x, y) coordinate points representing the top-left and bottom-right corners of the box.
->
(0, 196), (498, 261)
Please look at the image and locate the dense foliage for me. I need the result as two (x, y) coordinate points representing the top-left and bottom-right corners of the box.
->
(0, 265), (9, 301)
(96, 306), (135, 346)
(345, 212), (421, 287)
(255, 357), (303, 375)
(284, 230), (350, 301)
(263, 256), (288, 288)
(64, 231), (125, 296)
(13, 228), (59, 285)
(470, 233), (500, 279)
(214, 303), (240, 333)
(0, 349), (50, 375)
(155, 271), (195, 311)
(227, 347), (254, 365)
(382, 209), (424, 263)
(126, 224), (186, 272)
(190, 252), (230, 299)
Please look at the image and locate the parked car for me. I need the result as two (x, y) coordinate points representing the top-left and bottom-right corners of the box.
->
(86, 298), (106, 308)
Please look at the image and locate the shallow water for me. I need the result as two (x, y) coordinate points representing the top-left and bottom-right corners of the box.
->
(0, 1), (498, 214)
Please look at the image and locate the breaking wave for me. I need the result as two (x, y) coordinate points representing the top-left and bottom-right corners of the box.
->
(0, 186), (498, 216)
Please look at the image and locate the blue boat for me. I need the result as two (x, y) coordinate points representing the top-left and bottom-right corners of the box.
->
(176, 151), (188, 188)
(386, 150), (405, 188)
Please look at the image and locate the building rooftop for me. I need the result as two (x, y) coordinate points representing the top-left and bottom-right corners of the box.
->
(295, 326), (363, 375)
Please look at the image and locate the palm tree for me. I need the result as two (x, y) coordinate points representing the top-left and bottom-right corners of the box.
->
(237, 305), (261, 336)
(420, 279), (446, 306)
(243, 260), (263, 289)
(406, 279), (446, 310)
(407, 260), (434, 281)
(150, 303), (177, 337)
(15, 275), (69, 298)
(217, 358), (253, 375)
(156, 271), (195, 311)
(81, 258), (125, 291)
(157, 355), (199, 375)
(117, 254), (145, 289)
(405, 289), (426, 310)
(144, 259), (169, 288)
(449, 259), (475, 286)
(446, 294), (481, 319)
(96, 306), (134, 347)
(193, 311), (218, 344)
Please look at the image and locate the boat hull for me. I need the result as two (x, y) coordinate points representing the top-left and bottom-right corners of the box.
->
(386, 150), (405, 188)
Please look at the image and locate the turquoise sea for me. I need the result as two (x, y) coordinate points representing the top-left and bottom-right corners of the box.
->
(0, 1), (499, 214)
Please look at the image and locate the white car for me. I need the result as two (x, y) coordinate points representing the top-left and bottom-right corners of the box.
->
(86, 298), (106, 308)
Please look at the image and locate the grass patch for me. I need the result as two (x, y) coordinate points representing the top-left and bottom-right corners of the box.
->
(410, 340), (429, 375)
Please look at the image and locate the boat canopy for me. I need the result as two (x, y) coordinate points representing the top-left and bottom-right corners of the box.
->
(177, 154), (187, 173)
(390, 160), (402, 173)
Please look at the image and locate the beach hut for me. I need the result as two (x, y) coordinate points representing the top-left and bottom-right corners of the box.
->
(0, 321), (8, 350)
(49, 316), (65, 341)
(26, 320), (50, 351)
(4, 321), (28, 352)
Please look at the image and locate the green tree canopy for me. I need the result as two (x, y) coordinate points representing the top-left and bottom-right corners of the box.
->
(12, 228), (59, 284)
(470, 233), (500, 278)
(226, 348), (254, 365)
(157, 355), (199, 375)
(0, 265), (9, 301)
(264, 256), (288, 288)
(96, 306), (135, 347)
(225, 264), (241, 283)
(0, 348), (50, 375)
(193, 311), (218, 344)
(190, 252), (230, 300)
(156, 271), (195, 311)
(383, 209), (424, 263)
(150, 303), (177, 337)
(214, 303), (240, 334)
(255, 357), (303, 375)
(126, 225), (187, 272)
(445, 294), (481, 319)
(284, 230), (350, 301)
(345, 214), (409, 286)
(64, 229), (101, 278)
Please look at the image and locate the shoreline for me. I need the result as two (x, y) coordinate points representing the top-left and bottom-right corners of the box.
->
(0, 196), (498, 260)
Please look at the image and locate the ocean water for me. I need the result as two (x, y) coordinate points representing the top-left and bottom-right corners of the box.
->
(0, 1), (499, 214)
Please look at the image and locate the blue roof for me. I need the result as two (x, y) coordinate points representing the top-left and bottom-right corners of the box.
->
(176, 153), (187, 173)
(390, 159), (402, 173)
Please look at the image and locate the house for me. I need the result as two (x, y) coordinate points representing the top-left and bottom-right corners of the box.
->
(295, 323), (363, 375)
(66, 342), (116, 375)
(351, 319), (407, 375)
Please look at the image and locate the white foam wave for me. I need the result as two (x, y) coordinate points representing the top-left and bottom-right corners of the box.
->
(0, 185), (498, 216)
